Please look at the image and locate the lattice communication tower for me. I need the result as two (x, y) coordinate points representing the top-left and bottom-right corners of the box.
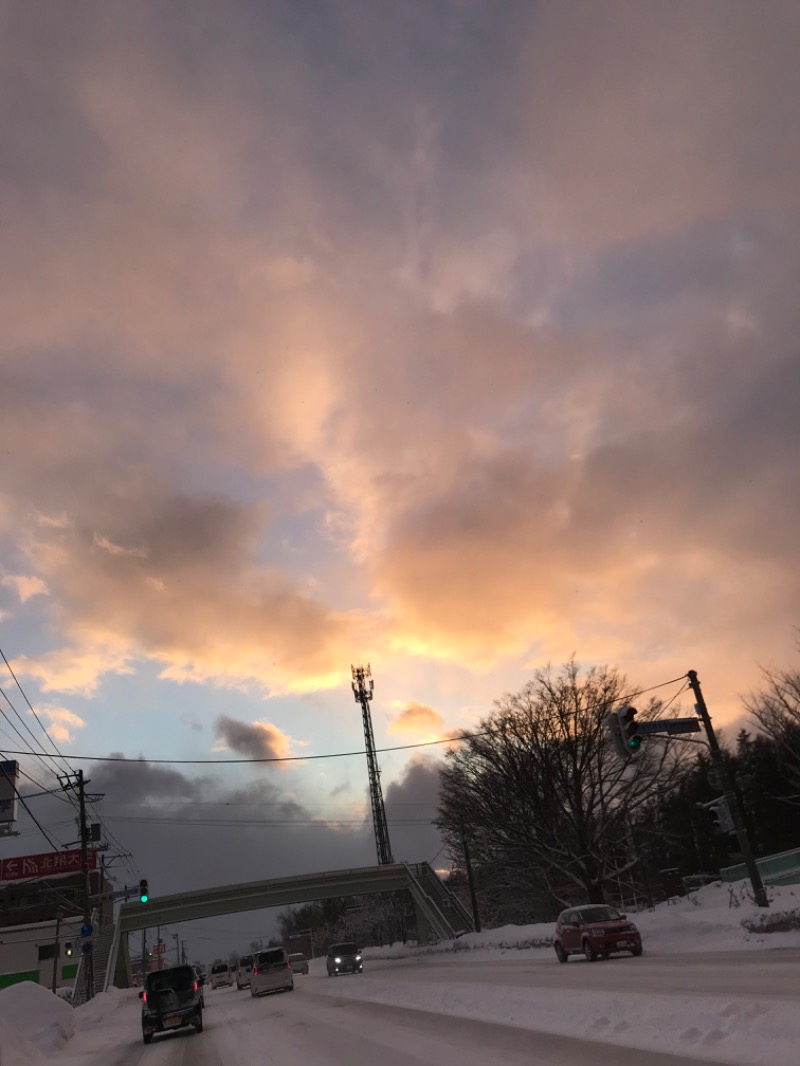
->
(351, 664), (394, 866)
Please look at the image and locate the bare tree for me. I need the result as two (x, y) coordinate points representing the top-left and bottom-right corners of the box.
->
(743, 659), (800, 786)
(437, 660), (688, 908)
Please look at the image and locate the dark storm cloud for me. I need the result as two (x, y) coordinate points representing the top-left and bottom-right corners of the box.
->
(384, 757), (444, 865)
(214, 716), (292, 762)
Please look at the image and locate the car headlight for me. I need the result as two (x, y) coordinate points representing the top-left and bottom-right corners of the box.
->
(334, 957), (342, 964)
(355, 955), (362, 961)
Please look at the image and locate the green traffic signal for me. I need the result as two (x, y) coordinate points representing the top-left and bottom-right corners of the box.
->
(139, 879), (149, 903)
(628, 735), (642, 751)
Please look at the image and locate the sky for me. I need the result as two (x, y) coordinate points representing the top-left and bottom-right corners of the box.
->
(4, 882), (800, 1066)
(1, 0), (799, 958)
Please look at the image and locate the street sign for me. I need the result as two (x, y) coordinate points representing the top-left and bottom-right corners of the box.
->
(636, 718), (701, 736)
(152, 943), (166, 954)
(81, 941), (93, 955)
(0, 848), (97, 882)
(80, 923), (94, 938)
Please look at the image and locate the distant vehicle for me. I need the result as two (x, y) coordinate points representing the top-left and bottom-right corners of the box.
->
(288, 952), (309, 975)
(326, 942), (362, 976)
(553, 905), (642, 962)
(210, 962), (234, 989)
(236, 954), (254, 990)
(193, 966), (206, 1006)
(250, 947), (293, 996)
(140, 964), (203, 1045)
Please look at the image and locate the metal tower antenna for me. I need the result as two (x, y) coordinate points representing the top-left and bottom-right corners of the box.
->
(351, 664), (394, 866)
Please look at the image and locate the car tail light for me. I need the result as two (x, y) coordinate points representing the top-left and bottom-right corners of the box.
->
(193, 981), (198, 992)
(142, 991), (148, 1004)
(252, 966), (258, 975)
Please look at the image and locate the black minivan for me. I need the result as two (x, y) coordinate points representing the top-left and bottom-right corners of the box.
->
(140, 964), (203, 1045)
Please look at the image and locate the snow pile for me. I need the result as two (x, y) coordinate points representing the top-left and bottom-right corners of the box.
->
(0, 981), (75, 1066)
(362, 880), (800, 962)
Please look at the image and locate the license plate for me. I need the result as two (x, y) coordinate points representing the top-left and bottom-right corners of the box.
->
(164, 1015), (181, 1028)
(617, 941), (632, 948)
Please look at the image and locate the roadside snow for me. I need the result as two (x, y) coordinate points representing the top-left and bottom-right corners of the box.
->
(1, 879), (799, 1065)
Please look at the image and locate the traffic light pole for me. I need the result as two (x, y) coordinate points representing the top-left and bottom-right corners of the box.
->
(687, 670), (769, 908)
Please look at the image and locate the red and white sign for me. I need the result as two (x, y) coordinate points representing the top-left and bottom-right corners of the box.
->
(152, 943), (166, 954)
(0, 848), (97, 882)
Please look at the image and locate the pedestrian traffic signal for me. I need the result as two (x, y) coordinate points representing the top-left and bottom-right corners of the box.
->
(616, 705), (641, 754)
(65, 942), (73, 957)
(139, 879), (149, 903)
(699, 798), (735, 836)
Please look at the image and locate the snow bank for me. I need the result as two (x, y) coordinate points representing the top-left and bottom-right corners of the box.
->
(363, 880), (800, 961)
(0, 981), (75, 1065)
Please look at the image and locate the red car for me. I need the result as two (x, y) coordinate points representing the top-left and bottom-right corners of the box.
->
(554, 904), (642, 962)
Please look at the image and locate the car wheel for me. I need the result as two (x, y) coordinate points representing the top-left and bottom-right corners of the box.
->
(599, 953), (609, 959)
(583, 939), (598, 962)
(143, 1033), (152, 1045)
(250, 986), (256, 997)
(194, 1011), (203, 1033)
(631, 946), (642, 957)
(554, 941), (568, 963)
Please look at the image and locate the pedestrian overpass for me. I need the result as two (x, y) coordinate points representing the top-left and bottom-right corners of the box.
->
(103, 861), (473, 990)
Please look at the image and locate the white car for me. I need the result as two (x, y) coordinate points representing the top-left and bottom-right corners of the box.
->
(250, 948), (293, 996)
(209, 963), (234, 989)
(288, 952), (309, 975)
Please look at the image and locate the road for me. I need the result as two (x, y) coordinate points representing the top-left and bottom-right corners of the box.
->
(54, 951), (800, 1066)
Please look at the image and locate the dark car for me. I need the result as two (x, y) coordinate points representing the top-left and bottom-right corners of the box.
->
(140, 964), (203, 1045)
(326, 942), (362, 976)
(553, 904), (642, 962)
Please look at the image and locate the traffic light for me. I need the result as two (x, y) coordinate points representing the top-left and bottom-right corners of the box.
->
(699, 798), (735, 836)
(616, 705), (641, 754)
(139, 879), (149, 903)
(604, 712), (629, 762)
(65, 942), (73, 957)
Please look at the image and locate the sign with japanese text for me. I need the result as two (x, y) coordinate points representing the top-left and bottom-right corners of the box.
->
(0, 848), (97, 882)
(0, 761), (19, 825)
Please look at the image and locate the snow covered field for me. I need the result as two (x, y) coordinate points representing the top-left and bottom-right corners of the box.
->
(2, 881), (800, 1066)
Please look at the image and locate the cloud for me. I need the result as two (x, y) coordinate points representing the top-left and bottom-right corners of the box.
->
(384, 756), (444, 864)
(214, 716), (294, 762)
(0, 0), (797, 732)
(389, 702), (444, 737)
(31, 705), (86, 745)
(1, 573), (48, 603)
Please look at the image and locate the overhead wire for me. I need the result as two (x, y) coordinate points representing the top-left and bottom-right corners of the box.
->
(0, 646), (77, 779)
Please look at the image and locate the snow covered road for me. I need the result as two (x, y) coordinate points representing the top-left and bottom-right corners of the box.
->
(49, 975), (741, 1066)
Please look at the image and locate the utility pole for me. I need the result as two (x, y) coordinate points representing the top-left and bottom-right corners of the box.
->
(351, 664), (394, 865)
(51, 910), (62, 994)
(59, 769), (97, 1000)
(687, 670), (769, 908)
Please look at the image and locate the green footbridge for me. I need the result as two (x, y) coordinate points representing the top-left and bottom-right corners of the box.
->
(101, 861), (473, 991)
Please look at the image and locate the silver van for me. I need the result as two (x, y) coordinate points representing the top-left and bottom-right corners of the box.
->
(250, 947), (294, 996)
(236, 954), (254, 990)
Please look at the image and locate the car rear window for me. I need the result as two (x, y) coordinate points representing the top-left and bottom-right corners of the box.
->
(238, 955), (253, 967)
(146, 967), (194, 992)
(257, 949), (286, 966)
(211, 963), (229, 974)
(288, 953), (306, 963)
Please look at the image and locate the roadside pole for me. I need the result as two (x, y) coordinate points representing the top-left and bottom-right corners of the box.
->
(687, 670), (769, 908)
(51, 910), (62, 994)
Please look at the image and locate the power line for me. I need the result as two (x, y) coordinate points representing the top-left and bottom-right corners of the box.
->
(0, 647), (76, 779)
